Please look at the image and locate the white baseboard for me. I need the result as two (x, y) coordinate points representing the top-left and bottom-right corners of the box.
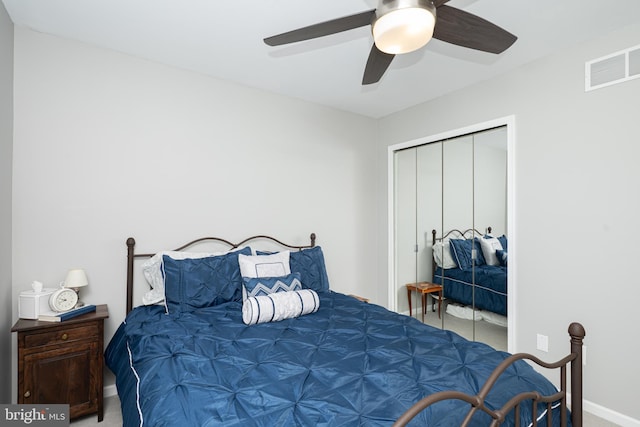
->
(584, 399), (640, 427)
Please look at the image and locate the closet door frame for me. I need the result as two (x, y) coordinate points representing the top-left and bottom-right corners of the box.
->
(387, 115), (516, 352)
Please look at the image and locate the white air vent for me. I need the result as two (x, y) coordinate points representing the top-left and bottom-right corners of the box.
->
(586, 44), (640, 91)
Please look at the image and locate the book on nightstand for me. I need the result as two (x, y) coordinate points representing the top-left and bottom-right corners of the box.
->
(38, 304), (97, 322)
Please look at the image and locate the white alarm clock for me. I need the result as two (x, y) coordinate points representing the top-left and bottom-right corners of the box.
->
(49, 287), (79, 312)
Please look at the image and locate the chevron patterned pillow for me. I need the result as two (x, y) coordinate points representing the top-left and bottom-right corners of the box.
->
(242, 272), (302, 300)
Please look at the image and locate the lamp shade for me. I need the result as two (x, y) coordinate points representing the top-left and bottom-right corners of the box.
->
(373, 0), (436, 55)
(64, 269), (89, 288)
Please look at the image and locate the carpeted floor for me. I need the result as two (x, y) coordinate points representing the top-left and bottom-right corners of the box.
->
(419, 302), (508, 351)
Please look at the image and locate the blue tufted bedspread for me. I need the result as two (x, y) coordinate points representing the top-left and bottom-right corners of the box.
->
(105, 291), (567, 426)
(435, 265), (508, 316)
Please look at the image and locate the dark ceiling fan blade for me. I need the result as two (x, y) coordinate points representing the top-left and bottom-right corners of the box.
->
(433, 5), (517, 54)
(433, 0), (451, 7)
(264, 10), (376, 46)
(362, 44), (395, 85)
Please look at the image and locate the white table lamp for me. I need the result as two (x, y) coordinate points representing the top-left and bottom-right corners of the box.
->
(64, 269), (89, 307)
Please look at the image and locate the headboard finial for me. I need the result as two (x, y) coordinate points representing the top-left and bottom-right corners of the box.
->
(569, 322), (586, 340)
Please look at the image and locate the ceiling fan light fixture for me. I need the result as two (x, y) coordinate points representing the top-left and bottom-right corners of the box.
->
(373, 0), (436, 55)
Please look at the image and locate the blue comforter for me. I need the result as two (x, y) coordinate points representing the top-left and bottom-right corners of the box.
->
(435, 265), (507, 316)
(105, 291), (565, 426)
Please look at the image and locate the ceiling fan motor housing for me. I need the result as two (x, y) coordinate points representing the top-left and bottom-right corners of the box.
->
(376, 0), (437, 17)
(373, 0), (437, 54)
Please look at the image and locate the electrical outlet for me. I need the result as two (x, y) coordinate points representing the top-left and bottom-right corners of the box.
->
(536, 334), (549, 352)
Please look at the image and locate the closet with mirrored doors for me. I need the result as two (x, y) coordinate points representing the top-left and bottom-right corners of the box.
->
(394, 125), (508, 350)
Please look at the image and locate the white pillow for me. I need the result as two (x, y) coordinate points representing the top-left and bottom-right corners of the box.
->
(478, 237), (504, 266)
(238, 251), (290, 278)
(433, 241), (457, 269)
(141, 249), (236, 305)
(242, 289), (319, 325)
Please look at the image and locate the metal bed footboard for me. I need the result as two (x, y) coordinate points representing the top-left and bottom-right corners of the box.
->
(393, 323), (585, 427)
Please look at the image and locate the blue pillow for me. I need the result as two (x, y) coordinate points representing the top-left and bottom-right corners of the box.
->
(289, 246), (330, 292)
(449, 239), (473, 269)
(496, 249), (508, 267)
(450, 239), (485, 270)
(243, 272), (302, 299)
(162, 247), (251, 313)
(498, 235), (508, 251)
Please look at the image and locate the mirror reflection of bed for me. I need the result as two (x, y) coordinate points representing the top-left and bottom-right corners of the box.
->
(425, 227), (508, 351)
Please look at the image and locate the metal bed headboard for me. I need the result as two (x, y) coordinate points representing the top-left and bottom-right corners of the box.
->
(125, 233), (316, 314)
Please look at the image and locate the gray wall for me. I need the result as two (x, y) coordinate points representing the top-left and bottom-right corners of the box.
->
(378, 22), (640, 423)
(11, 27), (379, 397)
(0, 0), (13, 404)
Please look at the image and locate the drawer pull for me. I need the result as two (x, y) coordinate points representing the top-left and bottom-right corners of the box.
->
(24, 391), (31, 398)
(61, 333), (68, 340)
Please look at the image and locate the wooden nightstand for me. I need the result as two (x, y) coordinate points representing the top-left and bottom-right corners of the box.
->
(11, 304), (109, 422)
(406, 282), (443, 322)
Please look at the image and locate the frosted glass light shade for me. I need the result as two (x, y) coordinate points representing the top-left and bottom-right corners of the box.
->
(373, 0), (436, 55)
(64, 269), (89, 288)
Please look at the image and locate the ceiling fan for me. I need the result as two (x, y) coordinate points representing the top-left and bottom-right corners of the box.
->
(264, 0), (517, 85)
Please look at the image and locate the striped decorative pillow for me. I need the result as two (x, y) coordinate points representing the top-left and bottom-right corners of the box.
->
(242, 289), (320, 325)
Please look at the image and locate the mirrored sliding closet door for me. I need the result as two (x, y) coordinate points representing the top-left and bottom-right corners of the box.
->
(394, 126), (508, 349)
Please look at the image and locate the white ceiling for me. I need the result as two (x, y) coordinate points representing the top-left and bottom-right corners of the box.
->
(3, 0), (640, 118)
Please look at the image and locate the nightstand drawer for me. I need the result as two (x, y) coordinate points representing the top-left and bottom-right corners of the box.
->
(25, 324), (99, 348)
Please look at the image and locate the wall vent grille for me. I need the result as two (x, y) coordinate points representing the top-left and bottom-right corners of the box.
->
(585, 44), (640, 91)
